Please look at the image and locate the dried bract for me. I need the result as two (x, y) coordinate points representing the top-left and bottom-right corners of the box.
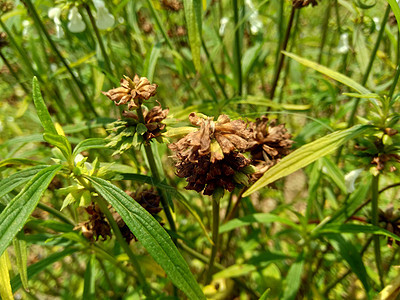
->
(161, 0), (182, 11)
(75, 203), (111, 242)
(102, 75), (158, 110)
(247, 117), (293, 179)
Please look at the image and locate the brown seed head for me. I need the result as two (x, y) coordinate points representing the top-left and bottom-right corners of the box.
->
(102, 75), (158, 110)
(0, 0), (13, 13)
(0, 32), (8, 49)
(161, 0), (182, 11)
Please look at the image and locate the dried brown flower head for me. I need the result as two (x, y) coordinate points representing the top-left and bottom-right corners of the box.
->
(292, 0), (319, 8)
(247, 117), (293, 179)
(112, 188), (163, 243)
(169, 113), (253, 196)
(75, 203), (111, 241)
(0, 0), (13, 13)
(102, 75), (158, 110)
(0, 32), (8, 49)
(379, 205), (400, 246)
(161, 0), (182, 11)
(122, 101), (169, 142)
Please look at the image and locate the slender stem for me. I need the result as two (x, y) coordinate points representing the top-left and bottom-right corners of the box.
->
(205, 198), (220, 284)
(22, 0), (98, 117)
(371, 175), (384, 289)
(270, 7), (296, 100)
(347, 5), (390, 127)
(233, 0), (242, 96)
(201, 38), (228, 99)
(37, 203), (75, 226)
(0, 51), (30, 95)
(136, 106), (177, 237)
(95, 196), (151, 296)
(318, 1), (332, 64)
(84, 4), (113, 76)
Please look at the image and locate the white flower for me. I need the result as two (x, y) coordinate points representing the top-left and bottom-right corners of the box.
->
(68, 7), (86, 33)
(245, 0), (262, 34)
(373, 17), (380, 31)
(93, 0), (115, 30)
(337, 33), (349, 54)
(345, 168), (363, 193)
(22, 20), (30, 37)
(48, 7), (64, 38)
(219, 17), (229, 36)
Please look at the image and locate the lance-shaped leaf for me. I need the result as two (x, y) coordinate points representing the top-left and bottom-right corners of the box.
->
(86, 175), (206, 300)
(243, 125), (371, 197)
(72, 138), (107, 156)
(183, 0), (202, 71)
(12, 238), (28, 291)
(281, 252), (305, 300)
(0, 251), (13, 300)
(32, 77), (57, 135)
(0, 165), (62, 257)
(283, 51), (371, 95)
(43, 133), (72, 161)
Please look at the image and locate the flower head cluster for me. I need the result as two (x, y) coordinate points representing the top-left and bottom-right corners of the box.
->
(0, 0), (13, 13)
(75, 203), (112, 241)
(379, 205), (400, 246)
(102, 75), (158, 110)
(0, 32), (8, 49)
(292, 0), (319, 8)
(161, 0), (183, 11)
(169, 114), (293, 197)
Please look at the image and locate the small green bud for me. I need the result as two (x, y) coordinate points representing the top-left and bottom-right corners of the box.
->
(241, 165), (257, 175)
(382, 134), (393, 146)
(233, 171), (249, 186)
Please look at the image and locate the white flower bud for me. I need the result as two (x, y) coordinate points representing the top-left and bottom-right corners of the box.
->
(48, 7), (64, 38)
(337, 33), (349, 54)
(68, 7), (86, 33)
(219, 17), (229, 36)
(93, 0), (114, 30)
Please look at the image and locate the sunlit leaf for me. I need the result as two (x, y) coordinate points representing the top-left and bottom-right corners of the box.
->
(243, 125), (372, 196)
(86, 175), (206, 300)
(0, 251), (13, 300)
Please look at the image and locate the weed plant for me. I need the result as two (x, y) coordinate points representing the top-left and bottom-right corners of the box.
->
(1, 0), (400, 299)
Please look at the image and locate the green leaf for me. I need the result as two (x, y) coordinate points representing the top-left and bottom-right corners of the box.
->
(283, 51), (371, 94)
(82, 254), (96, 300)
(316, 224), (400, 242)
(72, 138), (107, 156)
(243, 125), (371, 197)
(143, 42), (161, 82)
(12, 238), (28, 291)
(281, 252), (304, 300)
(321, 157), (347, 194)
(0, 165), (49, 201)
(0, 165), (62, 257)
(136, 123), (148, 135)
(183, 0), (202, 71)
(32, 77), (57, 135)
(86, 176), (206, 300)
(325, 233), (370, 294)
(43, 133), (72, 161)
(11, 248), (78, 292)
(219, 213), (300, 233)
(0, 158), (45, 168)
(0, 251), (13, 300)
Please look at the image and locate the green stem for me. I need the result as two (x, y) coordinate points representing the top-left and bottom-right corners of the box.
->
(205, 198), (220, 284)
(95, 196), (151, 296)
(22, 0), (98, 118)
(317, 1), (332, 64)
(84, 4), (113, 77)
(37, 203), (75, 226)
(233, 0), (242, 96)
(347, 5), (390, 127)
(270, 7), (296, 100)
(371, 174), (384, 289)
(135, 106), (177, 237)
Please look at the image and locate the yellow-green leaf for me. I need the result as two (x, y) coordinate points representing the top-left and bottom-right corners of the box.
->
(243, 125), (371, 197)
(0, 251), (13, 300)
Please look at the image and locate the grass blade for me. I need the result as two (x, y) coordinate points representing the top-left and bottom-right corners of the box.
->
(12, 238), (28, 291)
(0, 251), (13, 300)
(32, 77), (57, 135)
(86, 175), (206, 300)
(244, 125), (372, 197)
(0, 165), (62, 256)
(82, 254), (96, 300)
(183, 0), (202, 71)
(281, 252), (305, 300)
(283, 51), (371, 94)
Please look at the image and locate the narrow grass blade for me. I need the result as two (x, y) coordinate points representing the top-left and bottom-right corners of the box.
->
(86, 175), (206, 300)
(72, 138), (107, 156)
(0, 251), (13, 300)
(326, 233), (370, 294)
(0, 165), (62, 256)
(281, 252), (305, 300)
(243, 125), (371, 197)
(283, 51), (371, 94)
(0, 159), (45, 168)
(219, 213), (300, 233)
(321, 157), (347, 194)
(143, 42), (161, 82)
(12, 238), (28, 291)
(83, 254), (96, 300)
(0, 165), (49, 200)
(183, 0), (202, 71)
(32, 77), (57, 135)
